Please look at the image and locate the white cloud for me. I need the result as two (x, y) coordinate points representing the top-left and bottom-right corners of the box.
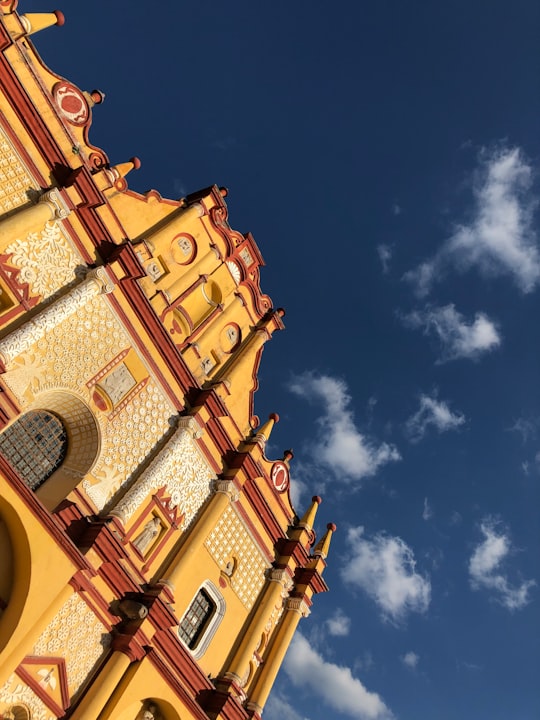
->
(377, 244), (393, 273)
(406, 393), (466, 441)
(404, 146), (540, 295)
(422, 497), (433, 521)
(469, 518), (536, 611)
(325, 608), (351, 637)
(284, 632), (393, 720)
(288, 459), (311, 507)
(401, 651), (419, 669)
(342, 526), (431, 623)
(288, 372), (400, 482)
(403, 304), (501, 362)
(508, 417), (538, 444)
(265, 692), (311, 720)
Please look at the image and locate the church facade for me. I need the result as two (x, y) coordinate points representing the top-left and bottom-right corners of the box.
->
(0, 4), (334, 720)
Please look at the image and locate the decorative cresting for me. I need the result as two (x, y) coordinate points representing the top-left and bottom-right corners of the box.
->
(0, 268), (114, 369)
(0, 189), (70, 254)
(109, 416), (214, 526)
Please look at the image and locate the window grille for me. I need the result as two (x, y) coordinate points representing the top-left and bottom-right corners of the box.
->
(0, 410), (67, 490)
(178, 588), (215, 649)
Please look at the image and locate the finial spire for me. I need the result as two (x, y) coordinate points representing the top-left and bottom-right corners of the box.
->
(112, 157), (141, 179)
(282, 448), (294, 464)
(20, 10), (64, 35)
(254, 412), (279, 446)
(312, 522), (336, 559)
(298, 495), (321, 531)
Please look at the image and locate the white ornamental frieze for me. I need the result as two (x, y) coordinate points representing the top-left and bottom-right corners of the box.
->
(5, 221), (81, 299)
(110, 417), (214, 527)
(0, 268), (114, 369)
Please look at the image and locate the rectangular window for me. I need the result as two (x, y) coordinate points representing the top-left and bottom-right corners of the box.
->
(178, 589), (215, 649)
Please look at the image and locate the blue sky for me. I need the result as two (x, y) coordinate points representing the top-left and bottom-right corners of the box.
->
(28, 2), (539, 719)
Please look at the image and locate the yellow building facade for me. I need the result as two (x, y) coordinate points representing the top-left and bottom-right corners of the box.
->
(0, 5), (333, 720)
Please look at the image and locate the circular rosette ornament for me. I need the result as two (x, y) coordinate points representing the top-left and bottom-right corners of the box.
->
(53, 82), (90, 126)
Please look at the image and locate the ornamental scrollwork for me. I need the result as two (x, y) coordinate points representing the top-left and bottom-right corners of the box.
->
(5, 222), (80, 299)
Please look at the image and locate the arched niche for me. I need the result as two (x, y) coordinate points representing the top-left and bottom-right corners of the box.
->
(24, 391), (100, 510)
(0, 495), (31, 655)
(179, 280), (222, 335)
(2, 705), (31, 720)
(115, 698), (182, 720)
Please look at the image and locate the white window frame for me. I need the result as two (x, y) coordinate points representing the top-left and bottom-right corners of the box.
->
(178, 580), (225, 659)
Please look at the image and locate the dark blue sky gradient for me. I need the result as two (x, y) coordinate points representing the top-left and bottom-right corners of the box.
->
(25, 2), (540, 719)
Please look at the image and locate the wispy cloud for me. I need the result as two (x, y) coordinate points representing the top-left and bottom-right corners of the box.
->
(401, 651), (419, 669)
(422, 497), (433, 521)
(288, 372), (400, 483)
(406, 393), (466, 442)
(265, 692), (311, 720)
(377, 244), (393, 273)
(288, 459), (311, 507)
(403, 304), (501, 362)
(404, 146), (540, 295)
(341, 526), (431, 623)
(325, 608), (351, 637)
(469, 518), (536, 611)
(284, 632), (393, 720)
(508, 416), (538, 444)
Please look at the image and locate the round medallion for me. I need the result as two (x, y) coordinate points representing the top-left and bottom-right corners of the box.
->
(171, 234), (196, 265)
(270, 461), (289, 493)
(53, 82), (89, 126)
(220, 323), (241, 353)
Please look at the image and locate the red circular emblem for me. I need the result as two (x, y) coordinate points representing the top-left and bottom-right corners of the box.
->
(270, 461), (289, 493)
(53, 82), (89, 126)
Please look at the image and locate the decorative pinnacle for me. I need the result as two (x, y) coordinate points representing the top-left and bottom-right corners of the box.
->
(312, 522), (336, 559)
(89, 89), (105, 104)
(254, 413), (279, 446)
(112, 157), (141, 178)
(20, 10), (65, 34)
(297, 495), (322, 531)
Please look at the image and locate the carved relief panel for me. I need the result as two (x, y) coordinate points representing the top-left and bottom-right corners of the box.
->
(1, 293), (176, 510)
